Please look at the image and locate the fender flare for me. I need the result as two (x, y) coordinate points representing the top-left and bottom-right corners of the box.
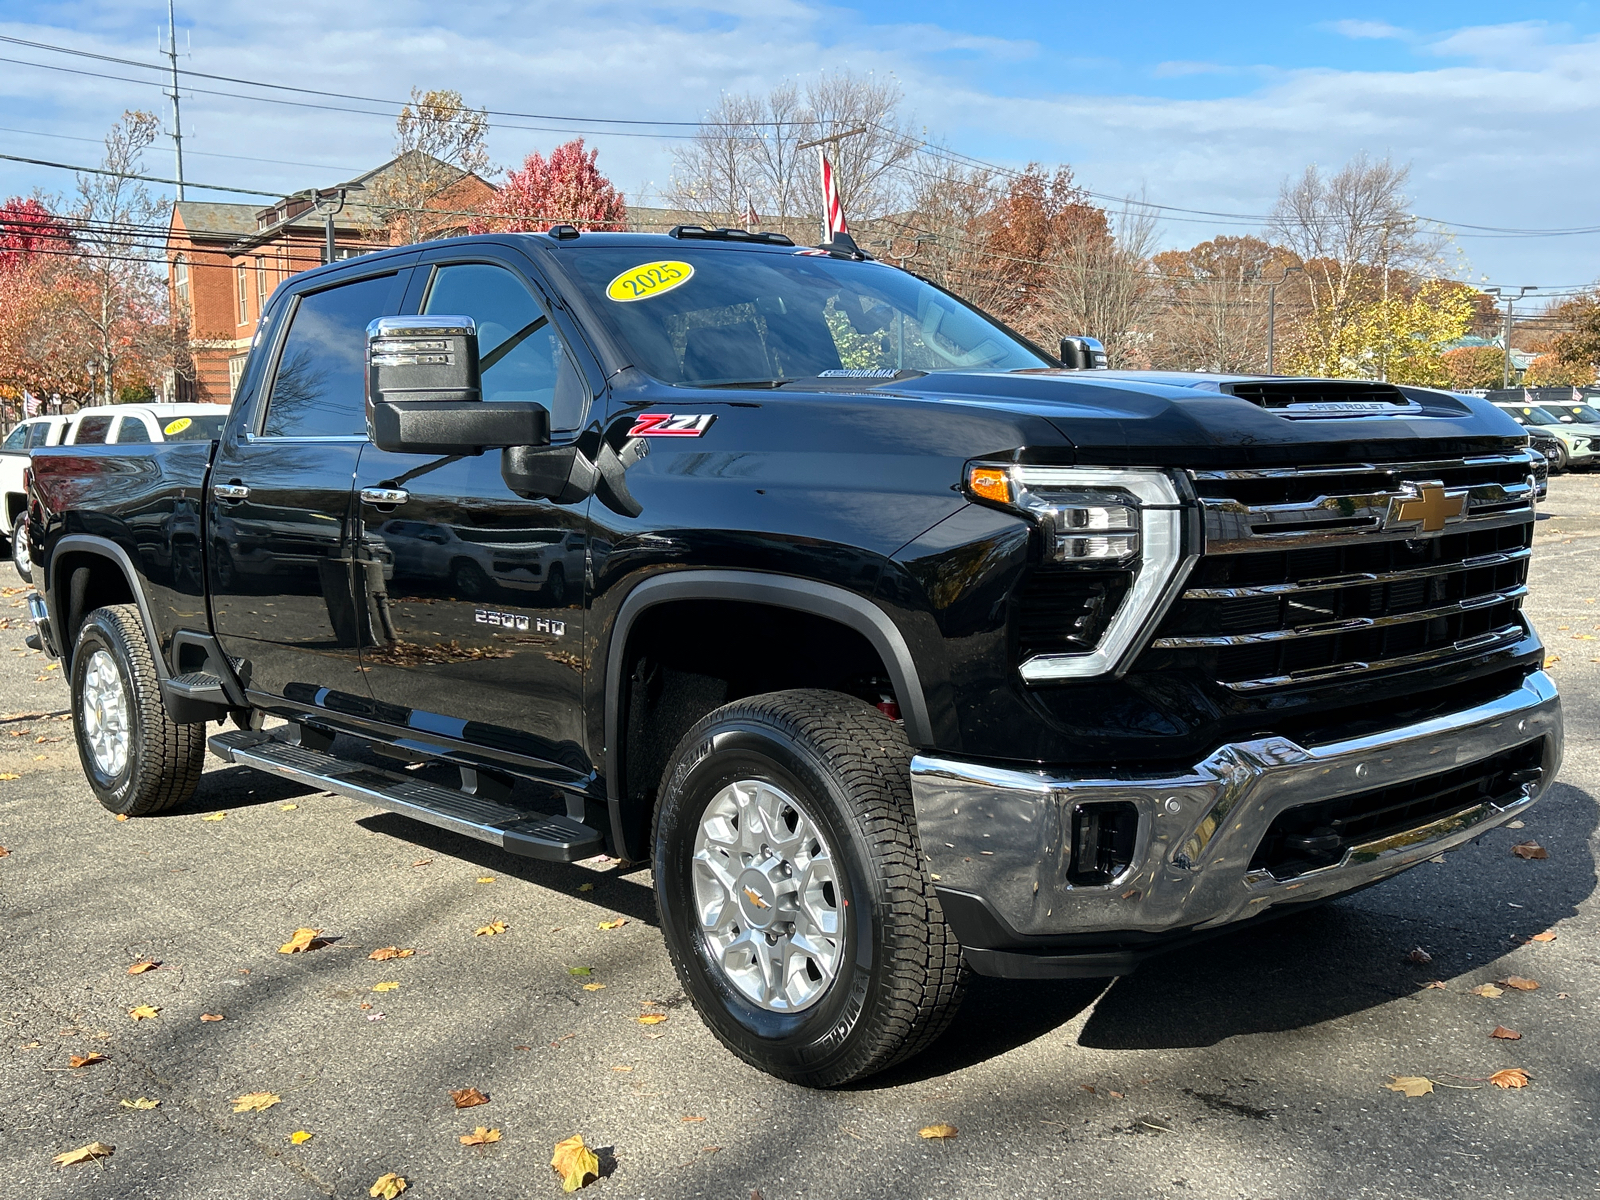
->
(47, 534), (171, 679)
(602, 570), (934, 856)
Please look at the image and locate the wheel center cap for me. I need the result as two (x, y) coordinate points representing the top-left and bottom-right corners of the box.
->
(735, 869), (778, 928)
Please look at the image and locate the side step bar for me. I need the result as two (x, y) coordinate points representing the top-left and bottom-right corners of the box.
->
(208, 728), (605, 862)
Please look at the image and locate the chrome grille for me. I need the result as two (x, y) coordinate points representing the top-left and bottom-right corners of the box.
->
(1140, 453), (1537, 691)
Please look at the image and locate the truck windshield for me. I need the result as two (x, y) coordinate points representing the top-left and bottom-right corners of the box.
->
(1507, 407), (1559, 427)
(554, 244), (1049, 386)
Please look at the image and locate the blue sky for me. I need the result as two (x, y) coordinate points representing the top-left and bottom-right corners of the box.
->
(1, 1), (1597, 292)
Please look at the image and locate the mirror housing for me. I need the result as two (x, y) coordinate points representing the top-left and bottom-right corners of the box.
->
(1059, 336), (1108, 370)
(365, 315), (551, 454)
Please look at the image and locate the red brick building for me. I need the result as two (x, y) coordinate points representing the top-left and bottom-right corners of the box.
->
(167, 155), (495, 403)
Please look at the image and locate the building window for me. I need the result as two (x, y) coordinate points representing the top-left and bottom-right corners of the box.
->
(173, 255), (189, 307)
(228, 353), (248, 399)
(236, 262), (248, 324)
(256, 255), (268, 311)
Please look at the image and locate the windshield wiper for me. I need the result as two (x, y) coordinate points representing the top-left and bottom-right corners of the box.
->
(698, 379), (795, 389)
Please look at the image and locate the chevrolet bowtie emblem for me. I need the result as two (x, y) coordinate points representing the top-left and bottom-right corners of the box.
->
(742, 886), (770, 909)
(1387, 481), (1467, 534)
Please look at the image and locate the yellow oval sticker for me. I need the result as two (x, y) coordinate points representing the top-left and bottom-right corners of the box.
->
(606, 260), (694, 303)
(163, 417), (192, 436)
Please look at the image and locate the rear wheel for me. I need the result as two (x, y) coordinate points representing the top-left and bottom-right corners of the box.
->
(452, 559), (489, 601)
(544, 562), (567, 606)
(653, 689), (965, 1087)
(71, 605), (204, 816)
(10, 514), (31, 582)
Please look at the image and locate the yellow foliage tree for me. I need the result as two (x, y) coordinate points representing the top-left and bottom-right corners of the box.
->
(1279, 280), (1474, 385)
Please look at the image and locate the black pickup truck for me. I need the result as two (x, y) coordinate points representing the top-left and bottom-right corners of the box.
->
(23, 226), (1562, 1086)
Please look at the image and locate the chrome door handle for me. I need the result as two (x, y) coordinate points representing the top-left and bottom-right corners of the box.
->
(359, 487), (410, 506)
(212, 483), (249, 502)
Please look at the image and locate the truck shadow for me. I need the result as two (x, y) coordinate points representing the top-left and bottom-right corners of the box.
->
(880, 780), (1597, 1082)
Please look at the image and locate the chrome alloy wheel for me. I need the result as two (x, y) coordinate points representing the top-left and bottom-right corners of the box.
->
(691, 779), (844, 1013)
(81, 648), (131, 777)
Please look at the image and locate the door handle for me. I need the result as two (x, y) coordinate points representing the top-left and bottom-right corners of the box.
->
(212, 482), (249, 502)
(359, 487), (410, 506)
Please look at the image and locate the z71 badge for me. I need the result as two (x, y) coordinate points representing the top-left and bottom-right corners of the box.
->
(626, 413), (716, 438)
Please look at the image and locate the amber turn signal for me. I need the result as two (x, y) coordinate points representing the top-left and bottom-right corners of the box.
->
(967, 466), (1012, 504)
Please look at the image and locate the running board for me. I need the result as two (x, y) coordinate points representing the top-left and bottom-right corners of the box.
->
(207, 728), (605, 862)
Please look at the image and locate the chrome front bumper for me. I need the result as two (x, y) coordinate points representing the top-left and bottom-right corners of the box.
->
(911, 670), (1561, 946)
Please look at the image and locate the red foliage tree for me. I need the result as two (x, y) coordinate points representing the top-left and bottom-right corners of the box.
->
(0, 197), (73, 272)
(474, 139), (626, 232)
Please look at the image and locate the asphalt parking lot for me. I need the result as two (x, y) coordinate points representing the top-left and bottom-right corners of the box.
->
(1, 479), (1596, 1200)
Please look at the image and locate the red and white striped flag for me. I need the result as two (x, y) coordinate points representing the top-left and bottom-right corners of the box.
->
(1574, 386), (1585, 403)
(23, 390), (38, 417)
(819, 154), (847, 241)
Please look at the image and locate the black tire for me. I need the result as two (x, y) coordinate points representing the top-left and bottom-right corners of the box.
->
(653, 689), (966, 1087)
(452, 558), (489, 601)
(70, 605), (205, 816)
(1548, 442), (1569, 473)
(10, 514), (31, 583)
(544, 562), (567, 606)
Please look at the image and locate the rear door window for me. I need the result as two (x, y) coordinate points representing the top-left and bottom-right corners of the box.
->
(115, 417), (152, 444)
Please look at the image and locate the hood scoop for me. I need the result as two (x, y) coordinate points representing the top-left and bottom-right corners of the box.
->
(1220, 379), (1421, 418)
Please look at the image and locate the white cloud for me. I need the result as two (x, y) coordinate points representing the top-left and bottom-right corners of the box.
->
(1327, 19), (1410, 41)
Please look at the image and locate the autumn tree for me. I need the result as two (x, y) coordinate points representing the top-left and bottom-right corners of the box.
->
(367, 89), (492, 245)
(1524, 353), (1594, 386)
(1543, 291), (1600, 382)
(1148, 236), (1286, 372)
(0, 197), (72, 269)
(474, 139), (625, 231)
(1441, 345), (1507, 390)
(1042, 200), (1161, 367)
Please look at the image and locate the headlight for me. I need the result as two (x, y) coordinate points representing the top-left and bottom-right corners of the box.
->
(965, 464), (1192, 681)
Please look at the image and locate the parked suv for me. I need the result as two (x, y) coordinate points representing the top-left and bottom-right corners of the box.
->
(1492, 403), (1598, 472)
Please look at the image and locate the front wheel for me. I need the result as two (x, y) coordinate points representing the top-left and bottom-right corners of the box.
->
(653, 689), (965, 1087)
(1548, 442), (1570, 473)
(10, 514), (31, 582)
(71, 605), (205, 816)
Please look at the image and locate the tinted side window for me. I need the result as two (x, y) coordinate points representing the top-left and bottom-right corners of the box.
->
(1, 424), (26, 452)
(74, 415), (114, 444)
(263, 273), (398, 438)
(423, 263), (589, 432)
(116, 418), (151, 444)
(28, 421), (57, 448)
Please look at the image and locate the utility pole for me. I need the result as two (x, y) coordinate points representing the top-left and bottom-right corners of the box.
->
(797, 126), (867, 243)
(164, 0), (185, 200)
(1484, 286), (1537, 389)
(1265, 264), (1304, 375)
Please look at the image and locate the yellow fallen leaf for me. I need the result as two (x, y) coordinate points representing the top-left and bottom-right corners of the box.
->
(577, 881), (595, 892)
(368, 946), (415, 961)
(637, 1013), (667, 1025)
(369, 1173), (407, 1199)
(598, 918), (626, 930)
(450, 1086), (489, 1109)
(583, 983), (606, 991)
(231, 1091), (282, 1113)
(279, 927), (323, 954)
(1530, 930), (1557, 942)
(119, 1097), (159, 1109)
(460, 1126), (501, 1146)
(1470, 983), (1505, 998)
(474, 920), (507, 936)
(127, 959), (159, 974)
(477, 876), (495, 883)
(289, 1130), (313, 1145)
(114, 813), (128, 821)
(919, 1123), (959, 1138)
(201, 811), (226, 821)
(69, 1052), (107, 1068)
(1384, 1076), (1434, 1097)
(1489, 1068), (1530, 1089)
(373, 981), (400, 992)
(0, 773), (19, 781)
(551, 1134), (599, 1192)
(128, 1005), (160, 1020)
(280, 804), (298, 811)
(53, 1141), (114, 1165)
(1499, 976), (1540, 991)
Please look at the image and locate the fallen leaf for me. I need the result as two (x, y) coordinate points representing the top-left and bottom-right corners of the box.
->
(0, 846), (8, 856)
(1406, 947), (1433, 964)
(681, 1115), (706, 1123)
(200, 1013), (224, 1022)
(1530, 930), (1557, 943)
(1491, 1026), (1522, 1040)
(1470, 983), (1506, 998)
(919, 1123), (959, 1138)
(68, 1052), (106, 1068)
(231, 1091), (282, 1113)
(1499, 976), (1540, 991)
(583, 983), (606, 991)
(280, 804), (298, 812)
(598, 918), (626, 930)
(1508, 819), (1525, 829)
(474, 920), (507, 937)
(411, 858), (432, 868)
(368, 1012), (387, 1021)
(128, 1005), (160, 1021)
(568, 966), (592, 976)
(119, 1097), (159, 1109)
(201, 812), (226, 822)
(460, 1126), (501, 1146)
(114, 813), (128, 821)
(612, 1065), (633, 1072)
(127, 959), (160, 975)
(477, 876), (495, 883)
(1489, 1068), (1530, 1089)
(368, 946), (415, 961)
(53, 1142), (114, 1165)
(551, 1134), (599, 1192)
(577, 882), (595, 892)
(451, 1087), (489, 1109)
(0, 773), (19, 781)
(1384, 1076), (1435, 1097)
(278, 927), (323, 954)
(637, 1013), (667, 1025)
(1109, 1090), (1125, 1099)
(1421, 981), (1447, 990)
(372, 981), (400, 993)
(289, 1130), (313, 1145)
(1511, 841), (1549, 860)
(369, 1173), (407, 1199)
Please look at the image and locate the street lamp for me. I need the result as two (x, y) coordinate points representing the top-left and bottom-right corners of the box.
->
(1483, 286), (1538, 389)
(295, 183), (366, 264)
(1265, 265), (1304, 375)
